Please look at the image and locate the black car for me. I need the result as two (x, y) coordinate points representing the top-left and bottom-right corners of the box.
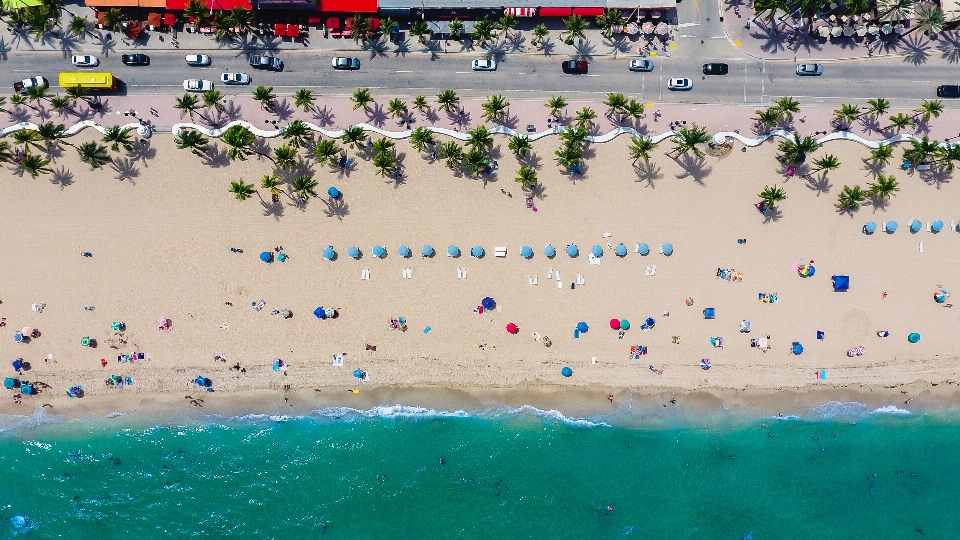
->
(561, 60), (588, 74)
(249, 55), (284, 72)
(121, 53), (150, 66)
(702, 63), (728, 75)
(937, 85), (960, 98)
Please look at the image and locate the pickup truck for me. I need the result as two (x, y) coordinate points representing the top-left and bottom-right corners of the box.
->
(13, 76), (49, 94)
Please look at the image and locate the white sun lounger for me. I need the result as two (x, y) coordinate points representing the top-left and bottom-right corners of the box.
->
(645, 265), (651, 276)
(927, 221), (932, 232)
(650, 265), (657, 276)
(495, 247), (507, 257)
(881, 221), (887, 232)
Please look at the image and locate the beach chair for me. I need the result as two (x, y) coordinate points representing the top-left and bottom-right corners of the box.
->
(495, 247), (507, 257)
(703, 308), (715, 319)
(659, 244), (665, 255)
(927, 221), (932, 232)
(739, 320), (751, 332)
(645, 265), (651, 276)
(952, 220), (956, 232)
(881, 222), (887, 232)
(650, 265), (656, 276)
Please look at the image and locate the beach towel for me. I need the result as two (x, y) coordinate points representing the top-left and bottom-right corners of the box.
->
(255, 300), (266, 312)
(332, 354), (344, 367)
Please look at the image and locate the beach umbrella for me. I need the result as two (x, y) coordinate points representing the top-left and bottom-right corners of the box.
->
(313, 307), (326, 319)
(934, 289), (950, 303)
(544, 244), (556, 258)
(610, 319), (621, 330)
(843, 25), (854, 36)
(260, 251), (273, 263)
(887, 220), (899, 232)
(398, 245), (411, 258)
(323, 245), (335, 260)
(642, 21), (655, 34)
(353, 369), (363, 378)
(615, 243), (627, 257)
(21, 384), (33, 395)
(881, 23), (892, 34)
(325, 308), (335, 318)
(910, 219), (921, 233)
(591, 245), (603, 257)
(792, 342), (804, 355)
(894, 23), (905, 34)
(481, 297), (496, 310)
(447, 245), (460, 257)
(908, 332), (920, 343)
(818, 25), (831, 37)
(620, 319), (630, 330)
(348, 246), (360, 259)
(12, 359), (23, 371)
(662, 243), (674, 255)
(506, 322), (518, 334)
(831, 26), (843, 37)
(566, 244), (579, 257)
(645, 317), (656, 328)
(13, 332), (22, 343)
(864, 221), (877, 234)
(638, 243), (650, 255)
(932, 220), (944, 233)
(372, 245), (386, 258)
(81, 337), (91, 347)
(655, 21), (669, 35)
(422, 244), (434, 257)
(470, 246), (484, 258)
(856, 26), (868, 36)
(626, 22), (638, 34)
(576, 322), (588, 333)
(21, 327), (32, 338)
(281, 309), (292, 318)
(3, 378), (15, 389)
(327, 186), (340, 198)
(561, 366), (573, 377)
(520, 246), (533, 259)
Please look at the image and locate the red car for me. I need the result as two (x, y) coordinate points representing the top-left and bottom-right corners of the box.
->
(561, 60), (588, 74)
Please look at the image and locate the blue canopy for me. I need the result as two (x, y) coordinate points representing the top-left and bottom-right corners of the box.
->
(3, 377), (15, 389)
(576, 321), (588, 332)
(561, 367), (573, 377)
(327, 186), (340, 198)
(591, 245), (603, 257)
(259, 251), (272, 263)
(932, 220), (944, 233)
(21, 384), (33, 395)
(645, 317), (655, 327)
(544, 244), (556, 258)
(323, 245), (335, 260)
(447, 245), (460, 257)
(910, 219), (921, 233)
(887, 220), (899, 232)
(832, 275), (849, 291)
(12, 359), (23, 371)
(471, 246), (484, 258)
(520, 246), (533, 259)
(353, 369), (363, 378)
(566, 244), (579, 257)
(422, 245), (434, 257)
(638, 243), (650, 255)
(864, 221), (876, 234)
(398, 245), (411, 258)
(372, 245), (386, 258)
(792, 342), (804, 355)
(13, 332), (22, 343)
(615, 243), (627, 257)
(662, 243), (674, 255)
(347, 246), (360, 259)
(313, 307), (326, 319)
(481, 297), (495, 310)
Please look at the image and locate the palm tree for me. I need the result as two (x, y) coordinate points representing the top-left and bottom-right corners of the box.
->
(252, 86), (276, 111)
(20, 154), (52, 178)
(409, 19), (432, 44)
(48, 95), (72, 117)
(624, 100), (645, 121)
(463, 147), (488, 176)
(340, 126), (367, 150)
(515, 166), (538, 189)
(68, 14), (92, 39)
(481, 95), (510, 124)
(754, 0), (789, 23)
(229, 179), (256, 201)
(201, 89), (225, 114)
(933, 143), (960, 172)
(174, 93), (202, 121)
(603, 93), (628, 121)
(373, 150), (396, 177)
(183, 0), (207, 30)
(77, 142), (112, 169)
(102, 126), (133, 153)
(13, 130), (43, 154)
(545, 96), (567, 120)
(670, 123), (710, 158)
(836, 184), (867, 213)
(885, 113), (912, 132)
(560, 14), (587, 44)
(906, 3), (944, 36)
(466, 126), (493, 150)
(776, 133), (819, 163)
(867, 174), (900, 200)
(532, 23), (550, 45)
(260, 174), (282, 202)
(65, 85), (91, 107)
(312, 139), (341, 166)
(877, 0), (915, 22)
(903, 135), (939, 165)
(175, 129), (209, 157)
(560, 126), (590, 150)
(472, 17), (497, 45)
(412, 95), (429, 113)
(573, 107), (597, 130)
(447, 19), (464, 40)
(436, 90), (460, 113)
(348, 14), (371, 43)
(101, 8), (123, 31)
(628, 135), (658, 164)
(555, 144), (584, 171)
(291, 175), (319, 202)
(387, 98), (407, 120)
(508, 134), (532, 159)
(294, 88), (315, 112)
(759, 185), (787, 208)
(437, 141), (464, 169)
(914, 99), (943, 123)
(753, 108), (781, 131)
(811, 154), (841, 176)
(833, 104), (860, 127)
(273, 145), (297, 169)
(864, 144), (894, 168)
(282, 120), (312, 149)
(372, 137), (395, 155)
(352, 87), (374, 112)
(498, 13), (517, 38)
(25, 85), (51, 110)
(773, 96), (801, 122)
(0, 141), (13, 164)
(222, 125), (256, 161)
(36, 122), (69, 151)
(865, 98), (890, 119)
(410, 127), (437, 153)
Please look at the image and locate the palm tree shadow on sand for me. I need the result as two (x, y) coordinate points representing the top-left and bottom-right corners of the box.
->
(674, 154), (711, 185)
(762, 205), (783, 223)
(50, 166), (74, 189)
(111, 157), (140, 183)
(869, 194), (892, 213)
(920, 168), (951, 190)
(634, 160), (662, 188)
(322, 197), (350, 220)
(127, 141), (156, 166)
(805, 173), (833, 196)
(202, 144), (231, 168)
(260, 198), (285, 219)
(526, 182), (547, 201)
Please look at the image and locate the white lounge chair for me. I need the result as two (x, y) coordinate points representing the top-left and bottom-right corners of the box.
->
(927, 221), (932, 232)
(645, 265), (651, 276)
(650, 265), (657, 276)
(495, 247), (507, 257)
(881, 221), (887, 232)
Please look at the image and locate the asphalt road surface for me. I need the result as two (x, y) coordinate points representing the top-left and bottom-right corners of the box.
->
(4, 49), (959, 108)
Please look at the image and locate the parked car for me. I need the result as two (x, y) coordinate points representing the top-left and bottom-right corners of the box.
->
(332, 57), (361, 70)
(71, 55), (100, 67)
(796, 63), (823, 76)
(936, 85), (960, 98)
(702, 63), (728, 75)
(667, 78), (693, 91)
(628, 59), (654, 72)
(249, 55), (284, 71)
(121, 54), (150, 66)
(183, 79), (213, 92)
(13, 76), (48, 94)
(185, 54), (212, 67)
(221, 73), (251, 85)
(561, 60), (588, 74)
(472, 59), (497, 71)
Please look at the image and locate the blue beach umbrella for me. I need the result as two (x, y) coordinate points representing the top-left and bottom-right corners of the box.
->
(520, 246), (533, 259)
(638, 243), (650, 255)
(327, 186), (340, 198)
(259, 251), (272, 263)
(792, 342), (804, 355)
(481, 297), (495, 310)
(12, 359), (23, 371)
(13, 332), (22, 343)
(3, 378), (15, 389)
(566, 244), (579, 257)
(353, 369), (363, 378)
(932, 220), (944, 233)
(615, 243), (627, 257)
(471, 246), (484, 258)
(561, 367), (573, 377)
(323, 245), (335, 260)
(887, 220), (898, 232)
(645, 317), (655, 328)
(398, 245), (411, 258)
(348, 246), (360, 259)
(910, 219), (921, 233)
(447, 245), (460, 257)
(908, 332), (920, 343)
(591, 245), (603, 257)
(576, 321), (588, 333)
(422, 244), (434, 257)
(864, 221), (877, 234)
(372, 245), (386, 258)
(313, 307), (326, 319)
(544, 244), (556, 258)
(21, 384), (33, 395)
(662, 243), (674, 255)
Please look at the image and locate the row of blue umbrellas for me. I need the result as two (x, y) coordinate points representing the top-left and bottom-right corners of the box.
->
(317, 243), (670, 260)
(864, 220), (948, 234)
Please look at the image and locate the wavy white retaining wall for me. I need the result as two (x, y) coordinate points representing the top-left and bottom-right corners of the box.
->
(0, 121), (152, 139)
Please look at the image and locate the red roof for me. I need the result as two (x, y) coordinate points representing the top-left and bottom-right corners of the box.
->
(320, 0), (375, 12)
(166, 0), (250, 10)
(538, 7), (572, 16)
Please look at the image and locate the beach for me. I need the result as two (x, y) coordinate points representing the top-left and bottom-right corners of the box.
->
(3, 115), (960, 418)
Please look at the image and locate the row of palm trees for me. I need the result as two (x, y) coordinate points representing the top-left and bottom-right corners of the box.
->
(752, 0), (948, 37)
(754, 96), (944, 135)
(0, 120), (134, 177)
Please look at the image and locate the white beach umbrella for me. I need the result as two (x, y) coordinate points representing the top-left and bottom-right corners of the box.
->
(831, 26), (843, 37)
(856, 26), (867, 36)
(843, 26), (855, 36)
(894, 23), (905, 34)
(881, 23), (892, 34)
(868, 25), (880, 34)
(818, 25), (831, 37)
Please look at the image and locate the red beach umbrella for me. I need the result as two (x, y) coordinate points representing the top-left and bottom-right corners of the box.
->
(506, 322), (518, 334)
(609, 319), (621, 330)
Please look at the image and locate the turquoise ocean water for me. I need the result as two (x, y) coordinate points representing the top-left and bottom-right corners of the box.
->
(2, 400), (959, 539)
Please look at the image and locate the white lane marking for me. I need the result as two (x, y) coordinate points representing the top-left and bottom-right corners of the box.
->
(455, 71), (471, 74)
(676, 22), (701, 28)
(394, 70), (414, 73)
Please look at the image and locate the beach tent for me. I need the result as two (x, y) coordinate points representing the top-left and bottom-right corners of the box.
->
(615, 243), (627, 257)
(831, 275), (850, 292)
(398, 245), (411, 258)
(11, 359), (23, 372)
(638, 243), (650, 255)
(348, 246), (360, 259)
(566, 244), (579, 257)
(259, 251), (273, 263)
(561, 367), (573, 377)
(447, 245), (460, 257)
(481, 297), (496, 310)
(661, 243), (674, 255)
(470, 246), (484, 258)
(863, 221), (876, 234)
(422, 245), (434, 257)
(313, 307), (326, 319)
(544, 244), (556, 258)
(520, 246), (533, 259)
(591, 245), (603, 257)
(372, 245), (386, 258)
(644, 317), (655, 329)
(887, 220), (898, 232)
(323, 245), (335, 260)
(740, 320), (752, 333)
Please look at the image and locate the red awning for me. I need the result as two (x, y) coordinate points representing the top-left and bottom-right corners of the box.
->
(147, 12), (162, 26)
(320, 0), (375, 12)
(286, 24), (299, 37)
(538, 7), (572, 16)
(326, 16), (340, 29)
(163, 12), (176, 25)
(166, 0), (250, 10)
(572, 7), (605, 15)
(504, 7), (536, 17)
(274, 23), (285, 36)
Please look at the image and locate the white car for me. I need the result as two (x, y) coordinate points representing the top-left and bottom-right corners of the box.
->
(221, 72), (251, 85)
(71, 55), (100, 67)
(472, 59), (497, 71)
(628, 59), (654, 72)
(183, 79), (213, 92)
(796, 63), (823, 76)
(331, 57), (360, 70)
(185, 54), (212, 67)
(667, 77), (693, 91)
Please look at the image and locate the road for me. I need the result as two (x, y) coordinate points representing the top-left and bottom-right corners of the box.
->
(4, 49), (959, 108)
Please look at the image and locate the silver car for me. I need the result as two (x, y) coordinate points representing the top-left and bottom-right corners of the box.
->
(185, 54), (212, 67)
(667, 77), (693, 91)
(183, 79), (213, 92)
(71, 55), (100, 67)
(472, 59), (497, 71)
(628, 59), (654, 72)
(332, 57), (360, 70)
(796, 63), (823, 76)
(221, 72), (251, 85)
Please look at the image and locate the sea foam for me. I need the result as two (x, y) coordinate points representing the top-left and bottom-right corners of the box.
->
(0, 407), (61, 433)
(811, 401), (912, 420)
